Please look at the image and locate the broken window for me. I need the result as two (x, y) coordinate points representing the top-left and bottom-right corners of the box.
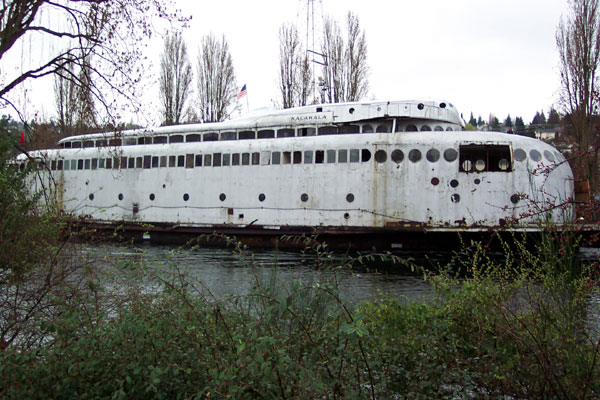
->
(152, 156), (159, 168)
(186, 154), (194, 168)
(177, 155), (185, 167)
(293, 151), (301, 164)
(459, 144), (512, 173)
(315, 150), (324, 163)
(195, 154), (202, 167)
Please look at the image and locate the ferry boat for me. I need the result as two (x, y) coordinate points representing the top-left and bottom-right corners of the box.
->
(18, 100), (575, 249)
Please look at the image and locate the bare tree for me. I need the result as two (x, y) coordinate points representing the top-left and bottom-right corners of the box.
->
(557, 0), (600, 150)
(196, 34), (237, 123)
(556, 0), (600, 183)
(321, 12), (369, 103)
(278, 23), (313, 108)
(159, 32), (193, 126)
(0, 0), (188, 124)
(54, 57), (77, 134)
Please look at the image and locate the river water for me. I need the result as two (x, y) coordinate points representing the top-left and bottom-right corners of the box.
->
(85, 242), (440, 304)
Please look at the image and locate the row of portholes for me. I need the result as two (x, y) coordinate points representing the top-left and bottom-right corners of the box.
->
(514, 148), (560, 163)
(108, 192), (358, 203)
(375, 148), (458, 164)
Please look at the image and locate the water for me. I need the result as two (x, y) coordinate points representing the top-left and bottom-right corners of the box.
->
(84, 242), (439, 304)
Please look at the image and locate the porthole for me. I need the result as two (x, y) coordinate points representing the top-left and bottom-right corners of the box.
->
(475, 159), (486, 172)
(183, 193), (189, 201)
(434, 126), (444, 131)
(149, 193), (155, 201)
(514, 148), (527, 162)
(544, 150), (555, 162)
(219, 193), (226, 201)
(408, 149), (422, 162)
(461, 160), (473, 172)
(118, 193), (124, 201)
(88, 193), (94, 201)
(344, 212), (350, 220)
(444, 148), (458, 162)
(420, 125), (432, 131)
(349, 107), (355, 114)
(451, 194), (460, 203)
(258, 193), (266, 202)
(374, 150), (387, 163)
(426, 149), (440, 162)
(474, 179), (481, 185)
(446, 127), (453, 131)
(450, 179), (459, 188)
(406, 124), (418, 132)
(417, 103), (425, 110)
(431, 177), (440, 186)
(300, 193), (309, 202)
(391, 149), (404, 163)
(498, 158), (510, 171)
(511, 194), (520, 204)
(346, 193), (355, 203)
(529, 149), (542, 162)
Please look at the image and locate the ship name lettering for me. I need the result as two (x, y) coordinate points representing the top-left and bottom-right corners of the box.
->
(290, 115), (328, 122)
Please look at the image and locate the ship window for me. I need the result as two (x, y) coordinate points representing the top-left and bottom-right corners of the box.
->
(420, 125), (432, 131)
(83, 140), (94, 148)
(84, 159), (91, 170)
(177, 155), (185, 167)
(139, 137), (152, 145)
(57, 160), (63, 170)
(339, 124), (360, 134)
(529, 149), (542, 162)
(124, 138), (136, 146)
(299, 127), (316, 136)
(282, 151), (291, 164)
(105, 158), (112, 169)
(242, 153), (250, 165)
(96, 140), (107, 147)
(169, 135), (184, 143)
(195, 154), (202, 167)
(63, 142), (72, 149)
(134, 157), (141, 168)
(434, 126), (444, 131)
(109, 138), (122, 146)
(186, 134), (201, 142)
(350, 149), (360, 163)
(98, 159), (104, 169)
(252, 152), (260, 165)
(72, 141), (82, 148)
(186, 154), (194, 168)
(223, 153), (231, 166)
(51, 160), (57, 171)
(272, 152), (281, 164)
(77, 159), (83, 170)
(315, 150), (324, 163)
(304, 150), (313, 164)
(258, 129), (275, 139)
(239, 130), (255, 140)
(154, 136), (167, 144)
(277, 128), (295, 138)
(374, 150), (387, 163)
(221, 131), (237, 141)
(362, 149), (371, 162)
(128, 157), (135, 169)
(444, 148), (458, 162)
(406, 125), (418, 132)
(338, 149), (348, 163)
(64, 160), (70, 170)
(408, 149), (422, 163)
(362, 124), (374, 133)
(514, 148), (526, 162)
(376, 124), (391, 133)
(319, 125), (338, 135)
(91, 158), (98, 170)
(203, 132), (218, 142)
(232, 153), (240, 166)
(261, 151), (271, 165)
(459, 144), (512, 172)
(293, 151), (302, 164)
(160, 156), (167, 167)
(391, 149), (404, 163)
(446, 127), (454, 131)
(144, 155), (152, 169)
(213, 153), (222, 167)
(169, 155), (176, 167)
(204, 154), (212, 167)
(544, 150), (555, 162)
(326, 150), (336, 163)
(426, 149), (440, 162)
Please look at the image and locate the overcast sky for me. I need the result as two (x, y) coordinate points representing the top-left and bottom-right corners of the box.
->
(3, 0), (568, 126)
(174, 0), (567, 124)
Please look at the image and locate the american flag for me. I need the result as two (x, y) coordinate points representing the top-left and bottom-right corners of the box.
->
(237, 84), (247, 99)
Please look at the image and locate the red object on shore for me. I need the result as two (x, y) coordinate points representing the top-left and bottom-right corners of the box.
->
(20, 132), (24, 145)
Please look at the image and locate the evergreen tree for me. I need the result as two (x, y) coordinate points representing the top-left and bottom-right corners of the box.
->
(548, 108), (561, 124)
(515, 116), (526, 133)
(504, 114), (513, 128)
(468, 112), (477, 126)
